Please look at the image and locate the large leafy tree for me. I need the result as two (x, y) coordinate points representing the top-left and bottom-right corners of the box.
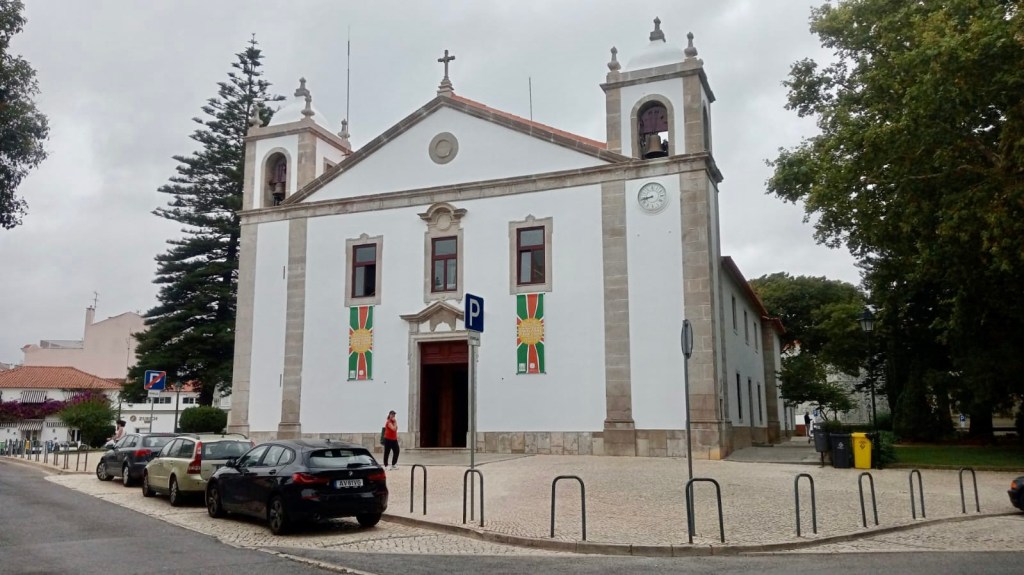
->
(0, 0), (48, 229)
(767, 0), (1024, 437)
(750, 273), (865, 419)
(126, 38), (282, 405)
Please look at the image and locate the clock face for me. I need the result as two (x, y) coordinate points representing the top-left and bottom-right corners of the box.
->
(637, 182), (668, 213)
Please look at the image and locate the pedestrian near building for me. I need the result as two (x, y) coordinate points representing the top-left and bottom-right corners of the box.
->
(382, 410), (399, 470)
(804, 411), (812, 442)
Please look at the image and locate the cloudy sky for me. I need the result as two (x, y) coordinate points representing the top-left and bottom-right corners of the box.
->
(0, 0), (858, 364)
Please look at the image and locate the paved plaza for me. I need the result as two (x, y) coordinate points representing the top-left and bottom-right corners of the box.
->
(6, 439), (1023, 556)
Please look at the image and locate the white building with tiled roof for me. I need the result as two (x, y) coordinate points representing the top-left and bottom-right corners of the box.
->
(0, 366), (120, 446)
(228, 18), (787, 459)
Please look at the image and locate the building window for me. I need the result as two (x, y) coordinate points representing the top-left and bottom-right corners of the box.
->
(352, 244), (377, 298)
(182, 397), (196, 405)
(517, 227), (545, 285)
(509, 215), (553, 294)
(757, 383), (763, 424)
(736, 373), (743, 420)
(345, 234), (384, 307)
(419, 202), (466, 303)
(731, 296), (738, 331)
(431, 237), (458, 292)
(754, 323), (759, 352)
(744, 310), (749, 344)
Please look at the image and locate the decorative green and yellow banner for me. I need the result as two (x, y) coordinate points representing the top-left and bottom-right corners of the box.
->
(516, 293), (545, 374)
(348, 305), (373, 380)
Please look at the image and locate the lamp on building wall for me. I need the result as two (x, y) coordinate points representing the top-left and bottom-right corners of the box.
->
(858, 308), (877, 434)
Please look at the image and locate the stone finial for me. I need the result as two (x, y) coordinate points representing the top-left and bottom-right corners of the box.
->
(294, 77), (310, 98)
(607, 46), (621, 72)
(338, 118), (351, 148)
(301, 94), (315, 119)
(248, 103), (262, 128)
(685, 31), (698, 58)
(650, 17), (665, 42)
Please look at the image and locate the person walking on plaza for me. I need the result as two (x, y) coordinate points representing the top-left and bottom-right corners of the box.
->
(109, 419), (126, 443)
(804, 411), (812, 442)
(382, 410), (400, 470)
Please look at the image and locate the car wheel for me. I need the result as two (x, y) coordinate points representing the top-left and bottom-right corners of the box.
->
(206, 484), (225, 518)
(122, 464), (134, 487)
(96, 461), (111, 482)
(169, 477), (183, 507)
(141, 472), (155, 498)
(267, 496), (291, 535)
(356, 513), (382, 528)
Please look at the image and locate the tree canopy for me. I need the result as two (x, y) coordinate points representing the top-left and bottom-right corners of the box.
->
(767, 0), (1024, 437)
(750, 273), (865, 418)
(0, 0), (49, 230)
(126, 38), (282, 405)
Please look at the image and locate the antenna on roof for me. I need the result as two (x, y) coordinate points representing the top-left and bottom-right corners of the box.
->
(91, 291), (99, 309)
(529, 77), (533, 122)
(346, 26), (351, 134)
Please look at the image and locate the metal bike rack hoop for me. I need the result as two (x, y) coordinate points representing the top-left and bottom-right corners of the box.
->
(550, 475), (587, 541)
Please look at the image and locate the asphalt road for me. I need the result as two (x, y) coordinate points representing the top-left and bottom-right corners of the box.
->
(0, 461), (340, 575)
(275, 548), (1024, 575)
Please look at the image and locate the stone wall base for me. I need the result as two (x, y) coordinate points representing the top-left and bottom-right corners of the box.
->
(247, 428), (745, 459)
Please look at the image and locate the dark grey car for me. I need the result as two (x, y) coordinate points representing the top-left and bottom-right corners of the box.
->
(96, 433), (175, 486)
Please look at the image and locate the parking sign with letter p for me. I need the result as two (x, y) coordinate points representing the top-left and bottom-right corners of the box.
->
(465, 293), (484, 333)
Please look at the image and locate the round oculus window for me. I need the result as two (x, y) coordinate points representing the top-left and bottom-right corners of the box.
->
(429, 132), (459, 164)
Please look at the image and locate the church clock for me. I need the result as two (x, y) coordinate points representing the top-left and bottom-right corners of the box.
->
(637, 182), (668, 213)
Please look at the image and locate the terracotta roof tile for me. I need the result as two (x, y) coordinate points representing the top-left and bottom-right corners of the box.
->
(0, 366), (121, 390)
(450, 94), (608, 150)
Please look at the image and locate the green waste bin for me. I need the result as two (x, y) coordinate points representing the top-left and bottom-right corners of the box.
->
(830, 433), (852, 468)
(852, 432), (872, 469)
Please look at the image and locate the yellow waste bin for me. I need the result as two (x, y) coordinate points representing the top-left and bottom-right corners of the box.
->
(852, 432), (872, 469)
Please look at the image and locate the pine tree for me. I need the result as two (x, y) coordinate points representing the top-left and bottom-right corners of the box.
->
(0, 0), (49, 229)
(126, 38), (283, 406)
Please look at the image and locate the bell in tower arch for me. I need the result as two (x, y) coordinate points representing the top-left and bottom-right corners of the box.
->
(637, 102), (669, 159)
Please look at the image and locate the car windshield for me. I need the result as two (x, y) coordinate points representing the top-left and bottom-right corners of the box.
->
(308, 448), (375, 468)
(143, 436), (173, 448)
(203, 441), (250, 459)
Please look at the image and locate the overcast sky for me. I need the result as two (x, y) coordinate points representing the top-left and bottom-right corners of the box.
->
(0, 0), (858, 364)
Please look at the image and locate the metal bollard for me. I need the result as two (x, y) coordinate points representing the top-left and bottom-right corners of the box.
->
(958, 467), (980, 514)
(858, 472), (878, 527)
(685, 477), (725, 544)
(909, 469), (926, 519)
(410, 464), (427, 515)
(550, 475), (587, 540)
(794, 473), (817, 536)
(462, 469), (484, 527)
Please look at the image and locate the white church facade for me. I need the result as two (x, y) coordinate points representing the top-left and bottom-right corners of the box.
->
(228, 19), (787, 459)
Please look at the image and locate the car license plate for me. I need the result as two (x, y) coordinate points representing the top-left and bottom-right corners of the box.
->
(334, 479), (363, 488)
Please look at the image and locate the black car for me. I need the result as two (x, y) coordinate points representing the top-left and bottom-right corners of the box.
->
(205, 440), (388, 535)
(96, 433), (176, 486)
(1010, 476), (1024, 511)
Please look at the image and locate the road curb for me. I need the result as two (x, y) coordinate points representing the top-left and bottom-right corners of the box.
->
(0, 455), (90, 476)
(381, 510), (1020, 557)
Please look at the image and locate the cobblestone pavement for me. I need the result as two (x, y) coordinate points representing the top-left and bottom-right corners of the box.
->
(45, 473), (565, 556)
(383, 454), (1022, 547)
(25, 451), (1024, 555)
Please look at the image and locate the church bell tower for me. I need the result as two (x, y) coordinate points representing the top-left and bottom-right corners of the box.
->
(601, 18), (715, 161)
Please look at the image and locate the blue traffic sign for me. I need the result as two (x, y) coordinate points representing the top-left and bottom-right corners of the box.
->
(144, 370), (166, 391)
(465, 293), (484, 332)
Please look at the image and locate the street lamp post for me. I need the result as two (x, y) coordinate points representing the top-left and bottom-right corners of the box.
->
(859, 308), (877, 435)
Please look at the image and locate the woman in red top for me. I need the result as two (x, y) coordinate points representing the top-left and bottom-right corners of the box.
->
(383, 410), (399, 469)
